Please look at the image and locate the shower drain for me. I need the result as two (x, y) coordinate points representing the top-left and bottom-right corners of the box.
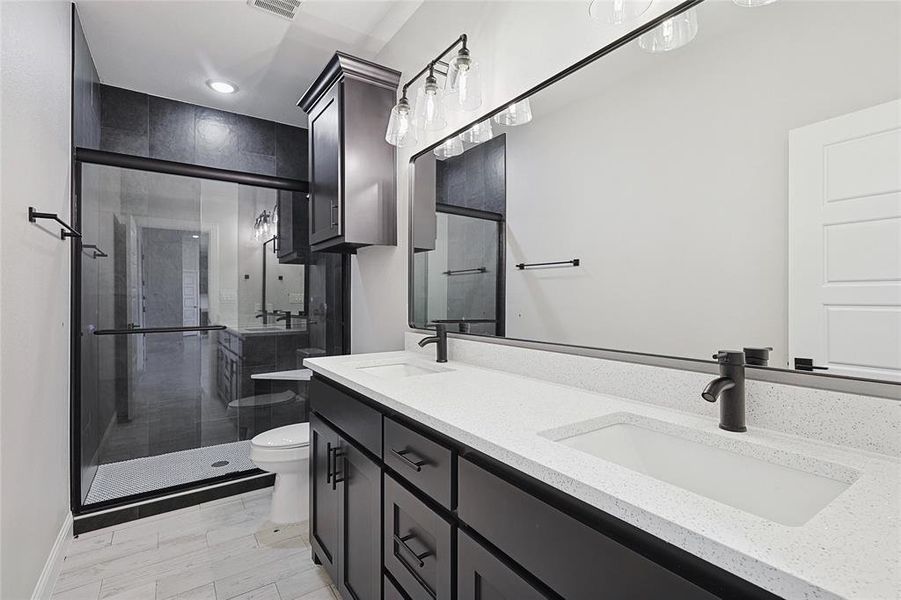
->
(211, 460), (230, 468)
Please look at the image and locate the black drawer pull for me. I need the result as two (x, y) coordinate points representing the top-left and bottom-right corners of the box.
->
(391, 448), (427, 472)
(393, 533), (431, 568)
(326, 442), (334, 484)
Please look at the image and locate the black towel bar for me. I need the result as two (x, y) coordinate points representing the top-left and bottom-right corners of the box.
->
(28, 206), (82, 240)
(516, 259), (580, 270)
(442, 267), (487, 275)
(82, 244), (108, 259)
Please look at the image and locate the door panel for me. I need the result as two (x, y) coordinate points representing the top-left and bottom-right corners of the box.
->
(789, 99), (901, 381)
(337, 439), (381, 600)
(310, 83), (342, 245)
(310, 413), (339, 581)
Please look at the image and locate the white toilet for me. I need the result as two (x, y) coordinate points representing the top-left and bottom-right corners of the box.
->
(250, 422), (310, 524)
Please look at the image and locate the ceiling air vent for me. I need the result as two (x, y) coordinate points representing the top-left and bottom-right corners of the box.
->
(247, 0), (301, 21)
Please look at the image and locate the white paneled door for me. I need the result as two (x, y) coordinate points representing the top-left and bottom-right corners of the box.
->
(789, 99), (901, 381)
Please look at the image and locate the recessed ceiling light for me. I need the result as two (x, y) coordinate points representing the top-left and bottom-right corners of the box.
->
(207, 79), (238, 94)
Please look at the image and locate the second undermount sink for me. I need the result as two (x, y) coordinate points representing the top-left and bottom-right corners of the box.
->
(357, 361), (452, 380)
(544, 414), (856, 526)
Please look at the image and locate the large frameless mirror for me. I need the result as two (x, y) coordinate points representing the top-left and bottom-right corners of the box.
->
(410, 0), (901, 388)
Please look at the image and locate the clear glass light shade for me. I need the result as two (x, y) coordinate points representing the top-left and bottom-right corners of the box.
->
(253, 209), (275, 241)
(385, 99), (417, 147)
(732, 0), (778, 6)
(461, 120), (493, 144)
(444, 52), (482, 112)
(637, 9), (698, 53)
(588, 0), (652, 25)
(493, 99), (533, 126)
(414, 80), (447, 132)
(433, 136), (464, 160)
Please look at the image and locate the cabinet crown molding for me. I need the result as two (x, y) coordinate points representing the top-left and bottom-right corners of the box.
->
(298, 51), (401, 113)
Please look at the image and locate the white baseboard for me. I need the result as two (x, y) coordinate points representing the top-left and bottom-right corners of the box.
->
(31, 512), (73, 600)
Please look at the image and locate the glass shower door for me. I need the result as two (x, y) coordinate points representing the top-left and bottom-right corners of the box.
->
(77, 163), (246, 507)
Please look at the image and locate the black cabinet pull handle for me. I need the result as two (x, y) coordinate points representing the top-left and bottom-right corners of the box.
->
(393, 533), (431, 568)
(391, 448), (427, 473)
(331, 448), (345, 490)
(326, 442), (333, 484)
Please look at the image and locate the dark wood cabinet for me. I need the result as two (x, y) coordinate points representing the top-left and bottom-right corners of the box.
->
(336, 440), (381, 600)
(310, 411), (381, 600)
(276, 189), (310, 264)
(457, 530), (549, 600)
(310, 413), (339, 581)
(309, 375), (779, 600)
(298, 52), (400, 254)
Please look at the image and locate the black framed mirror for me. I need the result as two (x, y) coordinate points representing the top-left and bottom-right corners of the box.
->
(409, 0), (901, 394)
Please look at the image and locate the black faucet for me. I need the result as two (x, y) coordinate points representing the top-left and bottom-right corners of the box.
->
(255, 310), (277, 325)
(702, 350), (746, 432)
(418, 324), (448, 363)
(276, 310), (296, 329)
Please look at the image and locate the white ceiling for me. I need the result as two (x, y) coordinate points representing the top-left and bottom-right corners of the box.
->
(76, 0), (422, 127)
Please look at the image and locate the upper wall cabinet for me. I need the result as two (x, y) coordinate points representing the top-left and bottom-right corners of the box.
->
(299, 53), (401, 253)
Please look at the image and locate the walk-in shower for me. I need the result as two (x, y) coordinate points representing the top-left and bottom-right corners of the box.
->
(72, 152), (347, 512)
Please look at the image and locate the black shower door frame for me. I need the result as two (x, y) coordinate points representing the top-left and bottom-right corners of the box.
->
(69, 148), (314, 516)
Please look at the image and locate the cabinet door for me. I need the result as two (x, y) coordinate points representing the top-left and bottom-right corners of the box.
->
(309, 82), (342, 245)
(458, 530), (548, 600)
(310, 413), (340, 581)
(336, 439), (381, 600)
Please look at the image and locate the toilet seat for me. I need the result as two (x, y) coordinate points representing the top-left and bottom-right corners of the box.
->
(251, 422), (310, 449)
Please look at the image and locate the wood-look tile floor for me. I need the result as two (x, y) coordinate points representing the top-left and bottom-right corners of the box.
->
(51, 489), (339, 600)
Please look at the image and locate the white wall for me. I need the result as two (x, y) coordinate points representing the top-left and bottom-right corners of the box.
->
(0, 2), (73, 598)
(362, 0), (682, 353)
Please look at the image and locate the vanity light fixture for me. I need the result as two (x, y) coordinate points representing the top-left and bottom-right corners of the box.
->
(433, 136), (464, 160)
(444, 46), (482, 111)
(385, 34), (481, 147)
(385, 96), (417, 147)
(253, 207), (277, 244)
(732, 0), (778, 6)
(637, 8), (698, 53)
(588, 0), (652, 25)
(461, 119), (493, 144)
(414, 70), (447, 131)
(493, 99), (533, 126)
(206, 79), (238, 94)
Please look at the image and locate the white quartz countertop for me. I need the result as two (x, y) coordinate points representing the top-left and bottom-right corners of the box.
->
(304, 351), (900, 600)
(250, 369), (313, 381)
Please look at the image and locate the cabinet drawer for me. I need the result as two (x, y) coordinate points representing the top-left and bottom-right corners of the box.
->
(384, 417), (453, 509)
(384, 474), (453, 600)
(310, 378), (381, 456)
(458, 530), (549, 600)
(458, 458), (719, 600)
(384, 576), (406, 600)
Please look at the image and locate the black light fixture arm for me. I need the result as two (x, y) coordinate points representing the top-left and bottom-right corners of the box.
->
(400, 34), (468, 99)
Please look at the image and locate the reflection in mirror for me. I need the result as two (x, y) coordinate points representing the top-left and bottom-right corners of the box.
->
(411, 0), (901, 383)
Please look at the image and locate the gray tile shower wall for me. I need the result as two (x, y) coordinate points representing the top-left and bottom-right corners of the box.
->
(437, 134), (506, 215)
(97, 84), (308, 180)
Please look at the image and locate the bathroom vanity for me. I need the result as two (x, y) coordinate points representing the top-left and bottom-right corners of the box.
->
(304, 351), (898, 600)
(216, 327), (309, 404)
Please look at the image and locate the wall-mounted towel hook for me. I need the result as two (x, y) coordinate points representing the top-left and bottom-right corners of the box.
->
(28, 207), (82, 240)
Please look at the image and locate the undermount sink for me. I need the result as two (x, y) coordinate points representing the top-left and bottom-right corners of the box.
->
(357, 362), (452, 380)
(544, 414), (855, 526)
